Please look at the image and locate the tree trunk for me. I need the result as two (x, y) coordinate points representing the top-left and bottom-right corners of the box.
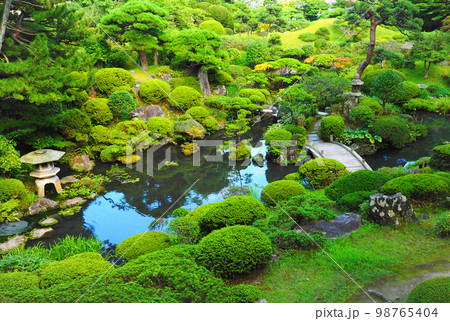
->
(247, 29), (250, 37)
(354, 10), (377, 81)
(137, 50), (148, 70)
(0, 0), (12, 53)
(198, 67), (212, 97)
(266, 23), (271, 37)
(424, 61), (431, 79)
(381, 60), (384, 69)
(153, 49), (159, 67)
(239, 25), (241, 37)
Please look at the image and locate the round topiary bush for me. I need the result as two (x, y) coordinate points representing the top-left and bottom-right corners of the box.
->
(338, 190), (377, 211)
(302, 44), (314, 57)
(199, 196), (267, 234)
(38, 252), (113, 288)
(429, 143), (450, 171)
(434, 211), (450, 238)
(325, 170), (391, 202)
(81, 98), (113, 125)
(203, 116), (219, 132)
(381, 174), (449, 202)
(58, 109), (92, 142)
(139, 80), (171, 104)
(319, 115), (345, 142)
(371, 116), (410, 149)
(169, 86), (202, 110)
(358, 97), (383, 115)
(406, 277), (450, 303)
(261, 180), (306, 206)
(100, 145), (125, 162)
(0, 178), (28, 202)
(298, 32), (318, 42)
(116, 231), (171, 261)
(299, 158), (349, 189)
(115, 120), (147, 136)
(361, 69), (406, 94)
(108, 91), (136, 120)
(197, 225), (272, 277)
(284, 172), (301, 181)
(398, 81), (419, 103)
(265, 128), (293, 157)
(0, 272), (40, 292)
(226, 65), (244, 79)
(146, 117), (174, 138)
(245, 41), (269, 67)
(239, 88), (265, 101)
(349, 105), (375, 127)
(95, 68), (136, 95)
(186, 106), (210, 122)
(199, 20), (225, 35)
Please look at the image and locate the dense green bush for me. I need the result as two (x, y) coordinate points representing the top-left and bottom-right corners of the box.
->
(246, 41), (269, 67)
(211, 70), (233, 85)
(38, 252), (112, 288)
(325, 170), (391, 202)
(371, 116), (410, 149)
(100, 145), (125, 162)
(265, 128), (292, 157)
(199, 20), (225, 35)
(282, 48), (304, 60)
(116, 120), (147, 136)
(146, 117), (174, 138)
(226, 65), (244, 79)
(298, 32), (317, 42)
(403, 98), (433, 111)
(203, 117), (219, 132)
(429, 143), (450, 171)
(434, 211), (450, 238)
(319, 115), (345, 142)
(339, 190), (376, 211)
(261, 180), (306, 206)
(95, 68), (136, 95)
(108, 91), (136, 120)
(199, 196), (267, 234)
(58, 109), (92, 142)
(284, 172), (301, 181)
(168, 215), (202, 244)
(315, 27), (330, 40)
(0, 272), (40, 292)
(186, 107), (210, 122)
(197, 225), (272, 277)
(314, 39), (328, 51)
(302, 44), (314, 57)
(139, 80), (170, 104)
(358, 97), (383, 115)
(0, 178), (28, 203)
(381, 174), (449, 202)
(398, 81), (419, 103)
(283, 124), (307, 136)
(239, 88), (265, 101)
(427, 85), (449, 98)
(299, 158), (349, 189)
(115, 231), (171, 261)
(169, 86), (202, 110)
(361, 69), (406, 94)
(349, 106), (375, 127)
(226, 284), (262, 303)
(282, 193), (336, 222)
(169, 77), (202, 93)
(407, 277), (450, 303)
(81, 98), (113, 125)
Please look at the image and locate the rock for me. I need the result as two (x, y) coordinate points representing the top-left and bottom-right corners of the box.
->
(31, 228), (53, 239)
(437, 60), (449, 66)
(39, 217), (58, 226)
(417, 84), (429, 89)
(0, 235), (26, 253)
(199, 67), (212, 97)
(312, 213), (362, 238)
(416, 214), (431, 221)
(160, 73), (172, 82)
(369, 193), (420, 226)
(131, 105), (165, 122)
(214, 84), (227, 96)
(150, 73), (156, 79)
(255, 299), (268, 303)
(221, 186), (250, 199)
(129, 70), (135, 74)
(69, 155), (94, 172)
(60, 176), (78, 185)
(287, 140), (298, 161)
(350, 143), (377, 156)
(0, 221), (29, 237)
(252, 153), (265, 167)
(29, 197), (60, 215)
(61, 197), (87, 208)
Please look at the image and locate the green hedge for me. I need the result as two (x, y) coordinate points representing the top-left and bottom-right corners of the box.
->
(58, 109), (92, 142)
(371, 116), (410, 149)
(197, 225), (272, 277)
(169, 86), (202, 110)
(434, 211), (450, 238)
(0, 272), (40, 292)
(115, 231), (171, 261)
(199, 20), (225, 35)
(429, 143), (450, 171)
(0, 178), (28, 202)
(108, 91), (136, 120)
(146, 117), (174, 138)
(199, 196), (267, 234)
(81, 98), (113, 125)
(338, 190), (377, 212)
(358, 97), (383, 115)
(407, 277), (450, 303)
(349, 106), (375, 127)
(261, 180), (306, 206)
(319, 115), (345, 142)
(139, 80), (170, 104)
(95, 68), (136, 95)
(325, 170), (391, 202)
(381, 174), (449, 202)
(299, 158), (349, 189)
(361, 69), (406, 94)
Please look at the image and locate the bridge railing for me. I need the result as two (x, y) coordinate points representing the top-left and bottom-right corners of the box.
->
(329, 141), (373, 171)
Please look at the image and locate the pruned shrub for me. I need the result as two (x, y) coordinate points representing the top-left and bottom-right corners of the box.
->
(0, 178), (28, 202)
(349, 105), (375, 127)
(434, 211), (450, 238)
(403, 98), (433, 111)
(100, 144), (125, 162)
(319, 115), (345, 142)
(246, 41), (269, 67)
(115, 231), (171, 261)
(81, 98), (113, 125)
(0, 272), (40, 292)
(284, 173), (301, 181)
(407, 277), (450, 303)
(139, 80), (170, 104)
(226, 65), (244, 79)
(298, 32), (317, 42)
(281, 193), (336, 223)
(197, 225), (272, 277)
(169, 77), (202, 93)
(95, 68), (136, 95)
(429, 143), (450, 171)
(265, 128), (292, 157)
(371, 116), (410, 149)
(302, 44), (314, 57)
(239, 88), (266, 101)
(186, 106), (210, 122)
(261, 180), (306, 207)
(169, 86), (202, 110)
(381, 174), (449, 202)
(146, 117), (174, 138)
(199, 20), (225, 35)
(37, 252), (113, 288)
(325, 170), (391, 201)
(361, 69), (406, 94)
(58, 109), (92, 142)
(398, 81), (419, 103)
(211, 70), (233, 85)
(338, 190), (376, 211)
(203, 117), (219, 132)
(108, 91), (136, 120)
(358, 97), (383, 115)
(315, 27), (330, 40)
(116, 120), (147, 136)
(299, 158), (349, 189)
(199, 196), (267, 234)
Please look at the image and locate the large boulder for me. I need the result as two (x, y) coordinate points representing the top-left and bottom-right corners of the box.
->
(0, 235), (26, 253)
(69, 155), (94, 172)
(28, 197), (60, 215)
(61, 197), (86, 208)
(312, 213), (361, 238)
(60, 176), (78, 185)
(369, 193), (420, 226)
(131, 105), (165, 122)
(0, 221), (29, 237)
(160, 73), (172, 82)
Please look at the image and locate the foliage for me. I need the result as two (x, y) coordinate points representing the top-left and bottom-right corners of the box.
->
(210, 70), (233, 85)
(116, 120), (147, 136)
(0, 272), (40, 292)
(100, 145), (125, 163)
(298, 32), (317, 42)
(261, 180), (306, 207)
(38, 252), (113, 288)
(146, 117), (174, 138)
(318, 115), (345, 142)
(169, 77), (202, 93)
(429, 143), (450, 171)
(314, 39), (328, 52)
(279, 85), (317, 125)
(325, 170), (391, 202)
(268, 34), (282, 46)
(199, 196), (267, 234)
(206, 4), (233, 29)
(315, 26), (330, 40)
(0, 179), (28, 203)
(434, 211), (450, 238)
(302, 44), (314, 57)
(0, 135), (22, 177)
(225, 109), (251, 142)
(169, 86), (202, 110)
(246, 41), (269, 67)
(203, 117), (219, 133)
(186, 107), (210, 123)
(358, 97), (383, 115)
(302, 73), (347, 110)
(139, 80), (171, 104)
(403, 98), (433, 111)
(339, 190), (377, 212)
(370, 116), (410, 149)
(398, 81), (419, 103)
(349, 106), (375, 127)
(361, 69), (406, 94)
(94, 68), (136, 95)
(116, 232), (171, 261)
(197, 225), (272, 278)
(58, 109), (92, 143)
(282, 193), (336, 223)
(407, 277), (450, 303)
(199, 20), (225, 35)
(60, 174), (109, 199)
(108, 91), (136, 120)
(81, 98), (113, 126)
(299, 158), (349, 189)
(381, 174), (449, 202)
(371, 71), (405, 111)
(168, 215), (201, 244)
(265, 128), (292, 157)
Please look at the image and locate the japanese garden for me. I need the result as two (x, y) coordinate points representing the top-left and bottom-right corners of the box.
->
(0, 0), (449, 304)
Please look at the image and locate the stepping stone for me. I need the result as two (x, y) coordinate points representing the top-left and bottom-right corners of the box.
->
(31, 228), (53, 239)
(0, 235), (26, 253)
(28, 197), (60, 215)
(0, 221), (29, 237)
(60, 176), (78, 185)
(61, 197), (86, 208)
(39, 217), (58, 227)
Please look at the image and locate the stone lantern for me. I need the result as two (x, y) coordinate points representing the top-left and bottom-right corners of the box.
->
(351, 76), (364, 97)
(20, 149), (66, 198)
